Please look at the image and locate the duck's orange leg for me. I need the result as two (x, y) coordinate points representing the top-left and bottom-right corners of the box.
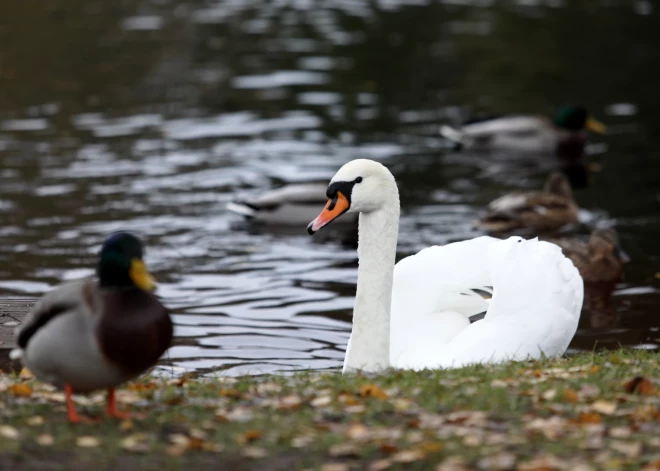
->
(106, 388), (130, 419)
(65, 384), (83, 423)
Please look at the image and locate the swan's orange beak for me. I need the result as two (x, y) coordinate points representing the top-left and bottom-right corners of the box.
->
(307, 191), (350, 234)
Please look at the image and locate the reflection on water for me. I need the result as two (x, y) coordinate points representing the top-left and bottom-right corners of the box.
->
(0, 0), (659, 375)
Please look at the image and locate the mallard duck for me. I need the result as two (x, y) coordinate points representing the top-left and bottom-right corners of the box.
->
(228, 183), (358, 226)
(13, 232), (172, 423)
(548, 228), (628, 311)
(476, 172), (579, 234)
(439, 105), (607, 155)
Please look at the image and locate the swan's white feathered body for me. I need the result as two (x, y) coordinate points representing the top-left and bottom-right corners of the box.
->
(308, 159), (584, 373)
(391, 236), (583, 370)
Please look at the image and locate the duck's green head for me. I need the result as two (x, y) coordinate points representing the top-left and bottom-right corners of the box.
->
(553, 105), (607, 134)
(97, 232), (156, 291)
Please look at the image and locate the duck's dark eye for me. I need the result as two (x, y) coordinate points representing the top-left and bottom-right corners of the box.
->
(355, 177), (363, 183)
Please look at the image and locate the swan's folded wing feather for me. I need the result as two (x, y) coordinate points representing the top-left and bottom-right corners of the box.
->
(391, 236), (500, 319)
(437, 237), (583, 368)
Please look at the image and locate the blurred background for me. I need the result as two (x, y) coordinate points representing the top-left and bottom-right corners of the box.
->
(0, 0), (658, 376)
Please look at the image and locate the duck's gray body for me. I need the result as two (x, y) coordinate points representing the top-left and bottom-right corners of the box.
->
(16, 278), (172, 393)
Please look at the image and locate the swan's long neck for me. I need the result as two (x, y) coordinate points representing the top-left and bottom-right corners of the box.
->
(343, 197), (400, 373)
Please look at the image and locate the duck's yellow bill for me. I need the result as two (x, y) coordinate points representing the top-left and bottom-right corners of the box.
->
(130, 259), (157, 292)
(307, 191), (350, 234)
(586, 117), (607, 134)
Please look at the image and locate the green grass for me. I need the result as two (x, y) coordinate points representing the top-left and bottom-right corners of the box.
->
(0, 350), (659, 470)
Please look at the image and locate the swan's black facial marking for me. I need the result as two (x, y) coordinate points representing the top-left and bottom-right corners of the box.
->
(307, 179), (360, 235)
(326, 180), (358, 206)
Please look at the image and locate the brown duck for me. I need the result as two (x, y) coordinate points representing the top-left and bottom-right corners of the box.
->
(13, 232), (172, 423)
(547, 228), (628, 311)
(476, 172), (579, 234)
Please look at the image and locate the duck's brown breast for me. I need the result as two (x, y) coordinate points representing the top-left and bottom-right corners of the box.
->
(96, 289), (173, 375)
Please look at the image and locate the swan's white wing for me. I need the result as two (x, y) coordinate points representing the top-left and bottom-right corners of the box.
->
(391, 237), (583, 370)
(390, 236), (500, 366)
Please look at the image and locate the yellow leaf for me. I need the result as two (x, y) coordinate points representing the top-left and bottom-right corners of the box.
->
(578, 412), (601, 424)
(590, 365), (601, 374)
(19, 368), (33, 379)
(338, 393), (360, 406)
(219, 388), (242, 399)
(9, 383), (32, 397)
(359, 384), (388, 400)
(562, 389), (578, 403)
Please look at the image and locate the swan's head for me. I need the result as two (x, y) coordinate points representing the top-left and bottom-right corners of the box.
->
(307, 159), (397, 234)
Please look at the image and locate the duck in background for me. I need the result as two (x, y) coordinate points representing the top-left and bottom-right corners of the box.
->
(476, 172), (579, 235)
(546, 227), (629, 314)
(12, 232), (172, 423)
(228, 183), (358, 227)
(440, 105), (607, 156)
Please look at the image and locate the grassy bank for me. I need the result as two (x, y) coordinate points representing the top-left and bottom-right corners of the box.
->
(0, 350), (658, 471)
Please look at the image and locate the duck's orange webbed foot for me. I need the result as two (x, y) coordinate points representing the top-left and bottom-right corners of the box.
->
(106, 388), (130, 419)
(65, 384), (99, 424)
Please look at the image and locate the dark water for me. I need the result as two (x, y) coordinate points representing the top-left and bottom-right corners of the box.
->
(0, 0), (658, 376)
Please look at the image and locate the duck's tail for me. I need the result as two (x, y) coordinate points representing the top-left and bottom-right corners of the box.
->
(226, 201), (258, 218)
(439, 125), (466, 150)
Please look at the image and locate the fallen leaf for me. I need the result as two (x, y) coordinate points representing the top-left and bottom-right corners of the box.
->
(119, 420), (134, 431)
(590, 365), (601, 374)
(632, 405), (658, 422)
(242, 447), (268, 459)
(391, 449), (425, 463)
(126, 382), (156, 393)
(9, 383), (32, 397)
(609, 426), (632, 439)
(417, 442), (443, 454)
(19, 367), (33, 379)
(359, 384), (388, 400)
(36, 434), (54, 446)
(76, 436), (100, 448)
(26, 416), (44, 426)
(310, 396), (332, 407)
(320, 464), (349, 471)
(610, 440), (642, 457)
(380, 443), (398, 454)
(338, 393), (360, 406)
(592, 400), (617, 415)
(329, 443), (360, 458)
(347, 423), (369, 440)
(120, 434), (149, 453)
(477, 452), (516, 470)
(563, 388), (579, 403)
(578, 412), (601, 424)
(541, 389), (557, 401)
(0, 426), (20, 440)
(369, 459), (393, 471)
(490, 379), (508, 388)
(624, 377), (655, 395)
(219, 388), (241, 399)
(238, 430), (262, 445)
(291, 436), (314, 448)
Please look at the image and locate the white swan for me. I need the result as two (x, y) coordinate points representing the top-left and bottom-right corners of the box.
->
(307, 159), (583, 373)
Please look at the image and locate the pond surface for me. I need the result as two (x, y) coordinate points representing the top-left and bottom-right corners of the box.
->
(0, 0), (658, 376)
